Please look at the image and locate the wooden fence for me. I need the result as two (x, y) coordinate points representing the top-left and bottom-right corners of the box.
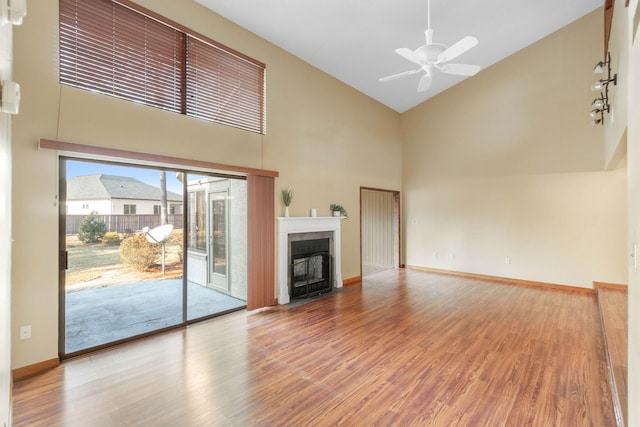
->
(66, 214), (184, 235)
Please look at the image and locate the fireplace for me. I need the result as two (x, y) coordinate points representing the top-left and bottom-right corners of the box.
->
(290, 238), (332, 299)
(277, 217), (343, 304)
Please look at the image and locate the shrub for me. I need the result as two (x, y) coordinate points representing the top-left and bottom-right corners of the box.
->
(120, 233), (160, 271)
(168, 233), (183, 263)
(77, 211), (107, 243)
(102, 232), (120, 246)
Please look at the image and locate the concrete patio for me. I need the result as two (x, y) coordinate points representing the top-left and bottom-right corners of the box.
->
(65, 278), (245, 353)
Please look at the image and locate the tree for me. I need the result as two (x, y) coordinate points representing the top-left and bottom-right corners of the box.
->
(77, 211), (107, 243)
(160, 171), (168, 225)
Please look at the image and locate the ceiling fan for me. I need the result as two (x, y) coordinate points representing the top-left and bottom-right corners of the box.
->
(379, 0), (481, 92)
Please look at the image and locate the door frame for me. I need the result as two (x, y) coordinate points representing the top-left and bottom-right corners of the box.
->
(57, 156), (258, 358)
(48, 138), (278, 358)
(359, 187), (401, 278)
(207, 187), (230, 292)
(58, 157), (190, 358)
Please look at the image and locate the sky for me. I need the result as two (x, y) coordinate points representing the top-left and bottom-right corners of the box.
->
(66, 160), (186, 194)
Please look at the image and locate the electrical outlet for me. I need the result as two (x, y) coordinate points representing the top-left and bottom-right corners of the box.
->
(505, 257), (511, 265)
(451, 253), (456, 261)
(434, 251), (438, 258)
(20, 325), (31, 340)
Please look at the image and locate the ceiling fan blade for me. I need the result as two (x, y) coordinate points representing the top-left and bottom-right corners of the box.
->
(379, 69), (421, 82)
(436, 36), (478, 63)
(417, 73), (432, 92)
(395, 47), (422, 64)
(439, 63), (481, 76)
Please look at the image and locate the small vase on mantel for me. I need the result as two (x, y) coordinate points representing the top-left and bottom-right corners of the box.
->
(282, 187), (293, 218)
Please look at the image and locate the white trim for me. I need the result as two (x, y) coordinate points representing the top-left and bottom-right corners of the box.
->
(276, 217), (343, 304)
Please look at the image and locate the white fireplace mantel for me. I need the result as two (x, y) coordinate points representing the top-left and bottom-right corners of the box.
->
(276, 216), (343, 304)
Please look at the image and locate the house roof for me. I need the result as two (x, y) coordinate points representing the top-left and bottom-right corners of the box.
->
(67, 175), (182, 202)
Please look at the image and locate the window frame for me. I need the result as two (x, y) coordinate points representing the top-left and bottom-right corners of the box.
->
(123, 204), (137, 215)
(187, 189), (207, 252)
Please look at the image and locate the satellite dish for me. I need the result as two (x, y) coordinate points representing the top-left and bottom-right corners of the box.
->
(143, 224), (174, 274)
(144, 224), (173, 244)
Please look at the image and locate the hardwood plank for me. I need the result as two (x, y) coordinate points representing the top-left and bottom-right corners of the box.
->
(598, 287), (628, 426)
(12, 269), (616, 426)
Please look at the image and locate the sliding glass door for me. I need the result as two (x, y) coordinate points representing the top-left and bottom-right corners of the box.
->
(60, 159), (246, 356)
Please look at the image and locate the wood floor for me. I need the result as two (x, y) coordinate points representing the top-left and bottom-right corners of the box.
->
(12, 269), (615, 426)
(598, 287), (628, 426)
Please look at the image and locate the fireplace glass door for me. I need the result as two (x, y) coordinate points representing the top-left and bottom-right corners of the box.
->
(291, 252), (332, 299)
(289, 237), (332, 300)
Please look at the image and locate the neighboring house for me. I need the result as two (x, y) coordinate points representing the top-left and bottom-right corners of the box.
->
(66, 174), (183, 215)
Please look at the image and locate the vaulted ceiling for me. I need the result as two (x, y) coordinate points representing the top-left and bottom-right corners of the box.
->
(196, 0), (604, 113)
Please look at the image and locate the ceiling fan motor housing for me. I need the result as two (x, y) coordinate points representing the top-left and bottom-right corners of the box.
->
(416, 44), (446, 64)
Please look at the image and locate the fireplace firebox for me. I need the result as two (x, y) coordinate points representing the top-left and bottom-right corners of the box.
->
(290, 238), (332, 299)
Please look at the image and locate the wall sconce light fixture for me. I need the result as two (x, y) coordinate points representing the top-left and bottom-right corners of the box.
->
(590, 52), (617, 126)
(0, 80), (21, 114)
(0, 0), (26, 25)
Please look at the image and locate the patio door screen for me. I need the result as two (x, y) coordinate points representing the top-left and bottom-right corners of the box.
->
(59, 159), (247, 357)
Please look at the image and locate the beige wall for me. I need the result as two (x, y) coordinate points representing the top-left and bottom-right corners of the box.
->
(0, 18), (13, 427)
(402, 9), (628, 288)
(625, 0), (639, 424)
(605, 0), (629, 169)
(10, 0), (402, 369)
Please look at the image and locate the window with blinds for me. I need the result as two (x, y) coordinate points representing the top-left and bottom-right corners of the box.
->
(59, 0), (266, 134)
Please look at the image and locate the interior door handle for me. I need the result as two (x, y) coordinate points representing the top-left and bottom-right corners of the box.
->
(60, 250), (68, 270)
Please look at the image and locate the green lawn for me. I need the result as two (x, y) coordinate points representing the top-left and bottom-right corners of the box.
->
(65, 234), (183, 286)
(68, 246), (122, 269)
(66, 245), (124, 284)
